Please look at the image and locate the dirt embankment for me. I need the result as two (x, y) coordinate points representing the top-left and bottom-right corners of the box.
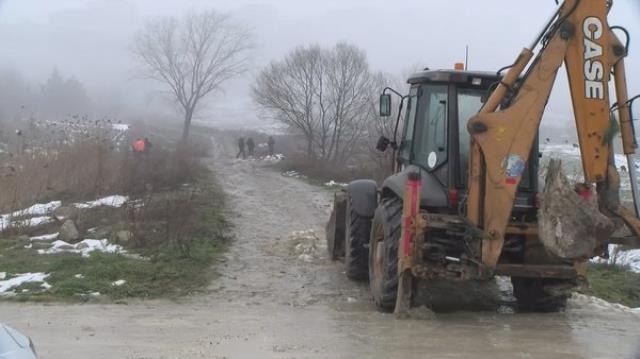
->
(0, 130), (638, 359)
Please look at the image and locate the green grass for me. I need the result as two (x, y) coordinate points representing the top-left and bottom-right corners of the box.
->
(0, 168), (229, 302)
(583, 263), (640, 308)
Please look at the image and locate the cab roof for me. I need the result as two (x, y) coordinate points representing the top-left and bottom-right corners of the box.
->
(407, 69), (501, 86)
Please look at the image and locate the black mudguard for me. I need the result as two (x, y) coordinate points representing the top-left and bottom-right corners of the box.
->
(326, 191), (347, 260)
(346, 180), (379, 218)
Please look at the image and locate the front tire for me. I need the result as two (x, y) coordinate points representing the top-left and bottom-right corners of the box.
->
(369, 196), (402, 312)
(344, 196), (371, 280)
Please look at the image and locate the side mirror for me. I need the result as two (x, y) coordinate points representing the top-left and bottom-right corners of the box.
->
(379, 94), (392, 117)
(376, 136), (390, 152)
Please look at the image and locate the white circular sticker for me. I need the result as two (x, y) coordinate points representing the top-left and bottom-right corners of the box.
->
(427, 152), (437, 168)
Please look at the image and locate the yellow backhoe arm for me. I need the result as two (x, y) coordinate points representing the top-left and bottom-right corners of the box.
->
(465, 0), (639, 270)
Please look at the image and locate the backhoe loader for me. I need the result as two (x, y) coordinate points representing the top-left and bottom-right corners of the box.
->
(326, 0), (640, 312)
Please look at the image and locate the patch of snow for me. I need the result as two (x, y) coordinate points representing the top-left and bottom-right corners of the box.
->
(9, 216), (54, 229)
(74, 195), (129, 209)
(591, 245), (640, 273)
(37, 239), (125, 257)
(612, 249), (640, 272)
(0, 201), (61, 230)
(261, 154), (284, 163)
(30, 233), (59, 241)
(569, 293), (640, 313)
(324, 180), (347, 188)
(111, 279), (126, 287)
(10, 201), (61, 217)
(540, 144), (581, 157)
(0, 273), (49, 293)
(282, 171), (307, 179)
(112, 123), (130, 131)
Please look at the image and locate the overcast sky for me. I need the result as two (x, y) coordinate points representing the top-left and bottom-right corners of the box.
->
(0, 0), (638, 127)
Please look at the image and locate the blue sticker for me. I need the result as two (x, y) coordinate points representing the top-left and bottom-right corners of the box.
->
(505, 154), (525, 178)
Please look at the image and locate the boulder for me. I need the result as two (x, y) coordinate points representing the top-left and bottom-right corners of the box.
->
(60, 220), (80, 242)
(114, 230), (133, 243)
(539, 159), (614, 259)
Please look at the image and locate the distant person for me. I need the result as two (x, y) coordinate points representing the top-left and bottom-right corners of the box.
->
(132, 138), (145, 158)
(237, 137), (246, 159)
(267, 136), (275, 156)
(246, 137), (255, 157)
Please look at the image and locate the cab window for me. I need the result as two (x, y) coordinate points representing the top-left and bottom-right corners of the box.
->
(413, 84), (448, 170)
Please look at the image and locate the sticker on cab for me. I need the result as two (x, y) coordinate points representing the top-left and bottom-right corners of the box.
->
(427, 152), (437, 168)
(504, 154), (525, 184)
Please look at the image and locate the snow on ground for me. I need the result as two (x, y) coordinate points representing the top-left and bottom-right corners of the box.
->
(592, 244), (640, 273)
(73, 195), (129, 209)
(10, 201), (61, 218)
(612, 249), (640, 272)
(112, 123), (130, 131)
(0, 273), (50, 294)
(282, 170), (307, 179)
(1, 195), (128, 231)
(569, 293), (640, 314)
(259, 154), (284, 163)
(1, 215), (54, 231)
(0, 200), (61, 231)
(111, 279), (126, 287)
(11, 216), (54, 228)
(30, 233), (59, 241)
(541, 143), (639, 174)
(324, 180), (347, 188)
(37, 239), (125, 257)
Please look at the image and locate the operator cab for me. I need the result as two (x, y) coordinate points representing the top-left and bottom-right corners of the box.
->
(379, 69), (538, 216)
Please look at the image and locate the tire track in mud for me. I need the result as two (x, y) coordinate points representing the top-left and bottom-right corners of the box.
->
(205, 133), (369, 308)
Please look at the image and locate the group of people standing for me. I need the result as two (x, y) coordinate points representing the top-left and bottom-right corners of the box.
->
(236, 136), (275, 159)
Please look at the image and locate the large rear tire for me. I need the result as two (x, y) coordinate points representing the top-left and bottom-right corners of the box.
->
(344, 195), (372, 280)
(369, 197), (402, 312)
(511, 277), (574, 312)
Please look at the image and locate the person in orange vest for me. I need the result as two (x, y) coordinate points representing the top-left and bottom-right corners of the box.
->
(132, 138), (146, 158)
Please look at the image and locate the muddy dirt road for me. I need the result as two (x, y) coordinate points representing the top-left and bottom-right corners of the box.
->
(0, 131), (639, 358)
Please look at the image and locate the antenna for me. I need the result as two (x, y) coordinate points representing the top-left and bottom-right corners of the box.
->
(465, 45), (469, 70)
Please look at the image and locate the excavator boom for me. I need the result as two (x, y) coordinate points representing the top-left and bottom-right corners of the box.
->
(466, 0), (639, 272)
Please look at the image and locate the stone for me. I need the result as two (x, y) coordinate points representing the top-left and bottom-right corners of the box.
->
(114, 230), (133, 243)
(60, 220), (80, 242)
(539, 159), (614, 259)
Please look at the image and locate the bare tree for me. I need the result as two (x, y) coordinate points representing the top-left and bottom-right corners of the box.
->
(253, 45), (324, 157)
(131, 10), (252, 142)
(253, 42), (373, 164)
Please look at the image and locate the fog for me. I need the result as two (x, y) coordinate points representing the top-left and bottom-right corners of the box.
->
(1, 0), (639, 133)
